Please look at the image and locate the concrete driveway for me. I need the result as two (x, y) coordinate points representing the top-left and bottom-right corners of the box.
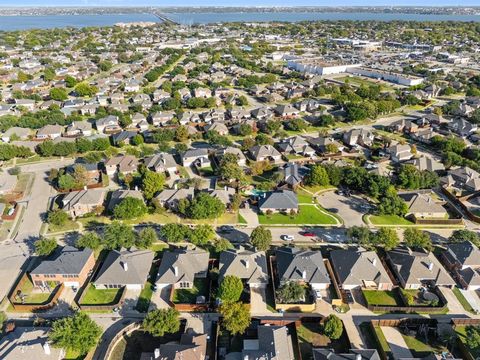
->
(149, 285), (171, 310)
(380, 326), (412, 359)
(439, 287), (465, 315)
(250, 287), (268, 315)
(460, 289), (480, 314)
(317, 191), (371, 227)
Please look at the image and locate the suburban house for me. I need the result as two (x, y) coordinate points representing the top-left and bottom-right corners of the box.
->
(249, 145), (282, 162)
(239, 325), (295, 360)
(208, 187), (235, 207)
(204, 122), (229, 135)
(107, 189), (144, 212)
(343, 129), (375, 147)
(283, 163), (309, 188)
(258, 190), (299, 214)
(276, 136), (316, 157)
(215, 147), (247, 167)
(1, 127), (30, 142)
(93, 248), (154, 290)
(104, 155), (139, 175)
(95, 115), (121, 134)
(409, 156), (445, 172)
(387, 144), (413, 163)
(443, 241), (480, 290)
(313, 349), (381, 360)
(400, 192), (448, 220)
(274, 247), (330, 290)
(36, 124), (64, 140)
(65, 121), (93, 137)
(330, 248), (393, 290)
(386, 247), (455, 289)
(140, 332), (207, 360)
(443, 167), (480, 193)
(156, 248), (209, 290)
(0, 327), (66, 360)
(306, 136), (343, 154)
(155, 188), (195, 211)
(150, 111), (175, 126)
(144, 153), (178, 175)
(30, 246), (95, 288)
(219, 246), (268, 288)
(61, 189), (105, 218)
(274, 104), (300, 118)
(448, 118), (478, 137)
(182, 148), (210, 168)
(111, 131), (137, 146)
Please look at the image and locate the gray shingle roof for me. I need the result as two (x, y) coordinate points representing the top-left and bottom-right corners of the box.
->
(242, 326), (295, 360)
(275, 247), (330, 285)
(94, 248), (154, 286)
(219, 246), (268, 285)
(156, 248), (209, 285)
(313, 349), (381, 360)
(258, 190), (298, 211)
(446, 241), (480, 267)
(31, 246), (93, 276)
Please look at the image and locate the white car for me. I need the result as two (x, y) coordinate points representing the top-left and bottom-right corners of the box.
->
(281, 235), (294, 241)
(314, 290), (323, 300)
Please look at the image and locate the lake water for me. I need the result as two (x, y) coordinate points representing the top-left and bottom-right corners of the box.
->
(1, 12), (480, 31)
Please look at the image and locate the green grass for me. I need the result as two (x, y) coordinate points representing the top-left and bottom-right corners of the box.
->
(80, 284), (123, 305)
(337, 75), (394, 91)
(362, 290), (401, 306)
(401, 334), (434, 356)
(197, 166), (214, 177)
(369, 215), (414, 226)
(258, 205), (338, 225)
(456, 326), (480, 358)
(301, 185), (336, 194)
(172, 278), (207, 304)
(452, 286), (476, 314)
(47, 219), (80, 233)
(15, 279), (54, 304)
(238, 214), (247, 224)
(373, 326), (391, 356)
(297, 191), (315, 204)
(64, 349), (85, 360)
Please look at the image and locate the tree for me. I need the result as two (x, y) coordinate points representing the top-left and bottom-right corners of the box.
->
(250, 226), (272, 251)
(214, 238), (233, 253)
(49, 312), (102, 355)
(218, 275), (243, 303)
(34, 237), (58, 256)
(113, 197), (148, 220)
(466, 326), (480, 350)
(47, 209), (68, 226)
(219, 302), (251, 335)
(373, 227), (399, 250)
(137, 227), (158, 249)
(142, 170), (166, 200)
(49, 88), (68, 101)
(377, 186), (408, 217)
(449, 229), (480, 245)
(347, 226), (373, 248)
(143, 308), (180, 337)
(76, 232), (101, 250)
(403, 228), (432, 251)
(187, 193), (225, 219)
(65, 75), (77, 88)
(75, 82), (98, 97)
(218, 153), (243, 181)
(276, 281), (305, 303)
(103, 221), (136, 250)
(323, 314), (343, 340)
(306, 165), (330, 186)
(189, 224), (215, 246)
(160, 223), (189, 243)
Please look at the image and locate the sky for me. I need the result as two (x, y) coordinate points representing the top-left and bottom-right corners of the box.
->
(1, 0), (480, 6)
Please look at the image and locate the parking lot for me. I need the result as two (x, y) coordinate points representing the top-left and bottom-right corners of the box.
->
(317, 190), (372, 227)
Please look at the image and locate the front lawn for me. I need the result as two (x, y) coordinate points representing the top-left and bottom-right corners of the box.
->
(297, 191), (315, 204)
(80, 284), (123, 305)
(172, 278), (208, 304)
(362, 290), (401, 306)
(47, 218), (80, 233)
(258, 205), (338, 225)
(369, 215), (414, 226)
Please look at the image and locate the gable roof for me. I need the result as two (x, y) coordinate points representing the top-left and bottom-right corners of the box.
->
(330, 249), (392, 287)
(31, 246), (93, 276)
(313, 349), (381, 360)
(258, 190), (298, 211)
(242, 326), (295, 360)
(401, 192), (447, 215)
(62, 189), (105, 210)
(219, 246), (268, 285)
(446, 241), (480, 267)
(275, 247), (330, 285)
(156, 248), (209, 285)
(94, 248), (154, 286)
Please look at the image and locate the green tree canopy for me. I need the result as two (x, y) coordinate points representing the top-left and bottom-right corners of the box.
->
(218, 275), (244, 303)
(250, 226), (272, 251)
(219, 301), (251, 335)
(276, 281), (305, 303)
(103, 221), (136, 250)
(49, 312), (102, 355)
(47, 209), (68, 226)
(142, 170), (166, 200)
(323, 314), (343, 340)
(137, 227), (158, 249)
(142, 308), (180, 337)
(34, 237), (58, 256)
(113, 197), (148, 220)
(76, 232), (101, 250)
(403, 228), (432, 251)
(187, 192), (225, 219)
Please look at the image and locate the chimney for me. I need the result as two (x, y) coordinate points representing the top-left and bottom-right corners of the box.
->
(244, 260), (249, 269)
(356, 354), (362, 360)
(154, 348), (160, 359)
(428, 262), (434, 271)
(122, 262), (128, 272)
(43, 342), (51, 355)
(372, 258), (377, 267)
(302, 270), (307, 279)
(135, 185), (138, 191)
(174, 266), (179, 276)
(174, 183), (178, 190)
(83, 185), (87, 191)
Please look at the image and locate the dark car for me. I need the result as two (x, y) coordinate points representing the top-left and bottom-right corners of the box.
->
(345, 290), (354, 304)
(219, 225), (234, 233)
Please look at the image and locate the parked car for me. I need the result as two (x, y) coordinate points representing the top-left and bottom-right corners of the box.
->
(219, 225), (234, 233)
(281, 235), (294, 241)
(345, 290), (354, 304)
(313, 289), (322, 300)
(302, 232), (316, 237)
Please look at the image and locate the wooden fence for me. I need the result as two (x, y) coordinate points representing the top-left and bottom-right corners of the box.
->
(451, 318), (480, 327)
(8, 272), (65, 312)
(77, 286), (126, 311)
(441, 187), (480, 224)
(103, 322), (142, 360)
(371, 318), (437, 327)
